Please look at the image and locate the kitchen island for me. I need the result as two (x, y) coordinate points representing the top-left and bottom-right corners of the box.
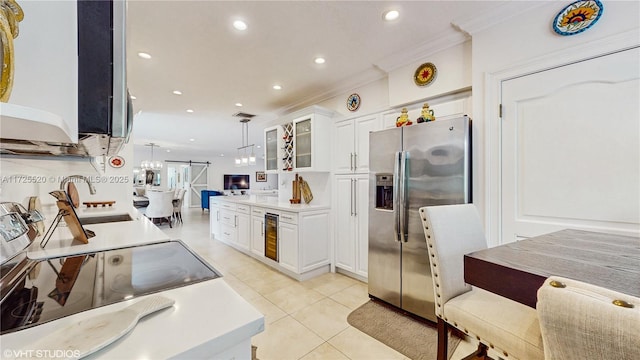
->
(210, 195), (331, 280)
(3, 206), (264, 360)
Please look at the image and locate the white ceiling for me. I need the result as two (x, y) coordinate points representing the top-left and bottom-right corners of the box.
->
(127, 1), (507, 161)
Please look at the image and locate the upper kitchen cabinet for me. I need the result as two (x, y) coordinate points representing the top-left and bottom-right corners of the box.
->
(334, 114), (381, 174)
(268, 106), (333, 173)
(264, 125), (279, 173)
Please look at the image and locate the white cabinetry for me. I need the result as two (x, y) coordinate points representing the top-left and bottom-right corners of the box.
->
(291, 110), (332, 171)
(209, 197), (222, 240)
(218, 203), (250, 251)
(278, 220), (298, 273)
(334, 175), (369, 278)
(334, 114), (380, 174)
(251, 207), (265, 256)
(264, 126), (279, 173)
(235, 204), (251, 251)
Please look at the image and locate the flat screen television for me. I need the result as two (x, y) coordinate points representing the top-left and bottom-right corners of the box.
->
(223, 174), (250, 190)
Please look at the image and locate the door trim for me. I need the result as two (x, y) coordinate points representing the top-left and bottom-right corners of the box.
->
(485, 29), (639, 246)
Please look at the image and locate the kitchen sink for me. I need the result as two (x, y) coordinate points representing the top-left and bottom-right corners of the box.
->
(78, 214), (133, 225)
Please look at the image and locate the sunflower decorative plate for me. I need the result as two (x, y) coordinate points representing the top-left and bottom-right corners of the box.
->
(553, 0), (603, 36)
(414, 62), (437, 87)
(347, 93), (361, 112)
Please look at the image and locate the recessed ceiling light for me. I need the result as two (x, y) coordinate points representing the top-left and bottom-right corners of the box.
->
(189, 138), (195, 142)
(173, 90), (182, 95)
(137, 52), (152, 59)
(314, 57), (326, 64)
(220, 154), (225, 157)
(235, 103), (243, 107)
(273, 85), (282, 90)
(166, 149), (171, 153)
(233, 20), (247, 31)
(256, 145), (261, 149)
(383, 10), (399, 21)
(130, 95), (137, 100)
(186, 109), (194, 113)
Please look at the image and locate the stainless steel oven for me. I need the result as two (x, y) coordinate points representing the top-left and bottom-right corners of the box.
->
(265, 213), (278, 262)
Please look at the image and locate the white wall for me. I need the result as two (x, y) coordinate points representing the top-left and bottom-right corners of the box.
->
(469, 1), (640, 240)
(0, 142), (134, 215)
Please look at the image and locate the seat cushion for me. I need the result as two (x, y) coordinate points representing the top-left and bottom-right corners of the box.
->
(444, 288), (544, 360)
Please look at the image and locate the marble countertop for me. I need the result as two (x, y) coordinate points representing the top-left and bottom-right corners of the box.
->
(214, 195), (330, 212)
(5, 205), (265, 358)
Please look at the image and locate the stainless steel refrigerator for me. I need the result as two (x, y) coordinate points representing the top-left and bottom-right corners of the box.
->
(368, 116), (471, 322)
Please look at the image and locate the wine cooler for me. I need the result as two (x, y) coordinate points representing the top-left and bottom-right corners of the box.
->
(265, 213), (278, 261)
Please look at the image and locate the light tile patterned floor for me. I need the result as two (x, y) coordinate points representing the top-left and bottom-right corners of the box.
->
(162, 207), (474, 360)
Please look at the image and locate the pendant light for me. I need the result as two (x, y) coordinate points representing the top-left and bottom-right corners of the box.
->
(236, 119), (256, 166)
(141, 143), (163, 170)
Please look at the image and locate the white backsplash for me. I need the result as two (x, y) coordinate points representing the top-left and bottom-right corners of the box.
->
(278, 172), (330, 205)
(0, 144), (134, 213)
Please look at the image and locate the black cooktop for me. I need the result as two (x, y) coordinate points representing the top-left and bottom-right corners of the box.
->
(0, 241), (221, 334)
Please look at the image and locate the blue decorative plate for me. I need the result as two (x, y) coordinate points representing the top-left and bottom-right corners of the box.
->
(347, 93), (361, 112)
(553, 0), (603, 36)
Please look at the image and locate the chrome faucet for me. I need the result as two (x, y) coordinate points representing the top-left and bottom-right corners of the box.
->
(59, 175), (97, 195)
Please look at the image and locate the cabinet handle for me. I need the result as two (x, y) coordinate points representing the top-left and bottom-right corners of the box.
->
(234, 215), (238, 227)
(354, 153), (358, 171)
(217, 210), (220, 221)
(354, 179), (357, 216)
(350, 179), (355, 216)
(350, 153), (354, 171)
(261, 221), (264, 236)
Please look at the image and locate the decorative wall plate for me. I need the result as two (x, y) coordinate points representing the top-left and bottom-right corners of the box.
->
(414, 62), (437, 87)
(553, 0), (603, 36)
(109, 156), (125, 168)
(347, 93), (361, 112)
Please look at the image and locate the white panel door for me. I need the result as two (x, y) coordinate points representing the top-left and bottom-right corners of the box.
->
(279, 222), (298, 272)
(334, 176), (355, 272)
(501, 48), (640, 242)
(355, 176), (369, 277)
(236, 213), (250, 251)
(251, 216), (265, 256)
(334, 120), (356, 174)
(354, 115), (380, 173)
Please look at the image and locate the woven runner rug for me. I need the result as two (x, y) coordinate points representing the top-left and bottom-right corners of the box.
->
(347, 300), (461, 360)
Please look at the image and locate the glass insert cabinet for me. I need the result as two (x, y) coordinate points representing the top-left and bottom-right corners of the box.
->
(263, 106), (333, 173)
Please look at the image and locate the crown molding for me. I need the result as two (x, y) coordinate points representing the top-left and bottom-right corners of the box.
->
(451, 1), (548, 36)
(373, 30), (470, 74)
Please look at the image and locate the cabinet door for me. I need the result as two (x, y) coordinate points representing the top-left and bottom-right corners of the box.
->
(279, 222), (298, 272)
(294, 118), (312, 169)
(354, 115), (380, 173)
(210, 207), (221, 240)
(355, 176), (369, 277)
(236, 213), (250, 250)
(264, 127), (279, 172)
(251, 216), (265, 256)
(334, 120), (355, 174)
(334, 176), (355, 272)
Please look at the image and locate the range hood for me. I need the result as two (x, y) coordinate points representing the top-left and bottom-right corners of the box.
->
(0, 0), (130, 158)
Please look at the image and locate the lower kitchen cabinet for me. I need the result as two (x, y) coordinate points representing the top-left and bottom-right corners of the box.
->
(210, 199), (330, 280)
(278, 221), (298, 272)
(334, 174), (369, 279)
(209, 197), (222, 240)
(251, 207), (265, 257)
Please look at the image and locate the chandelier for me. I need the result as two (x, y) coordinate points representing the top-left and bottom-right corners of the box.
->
(141, 143), (163, 170)
(235, 119), (256, 166)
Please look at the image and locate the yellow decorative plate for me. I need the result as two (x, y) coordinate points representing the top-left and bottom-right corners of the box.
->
(414, 62), (437, 87)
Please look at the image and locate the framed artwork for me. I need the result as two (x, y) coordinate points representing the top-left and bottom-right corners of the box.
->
(256, 171), (267, 182)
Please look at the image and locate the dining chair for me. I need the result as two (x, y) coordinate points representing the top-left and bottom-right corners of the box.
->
(145, 190), (174, 228)
(537, 276), (640, 360)
(173, 189), (186, 224)
(419, 204), (544, 360)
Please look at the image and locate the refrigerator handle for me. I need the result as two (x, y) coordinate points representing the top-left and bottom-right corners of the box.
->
(393, 151), (402, 242)
(400, 151), (409, 242)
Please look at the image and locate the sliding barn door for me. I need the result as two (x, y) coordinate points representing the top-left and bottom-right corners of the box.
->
(188, 163), (209, 208)
(501, 47), (640, 242)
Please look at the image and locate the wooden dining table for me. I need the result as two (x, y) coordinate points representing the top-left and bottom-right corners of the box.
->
(464, 229), (640, 308)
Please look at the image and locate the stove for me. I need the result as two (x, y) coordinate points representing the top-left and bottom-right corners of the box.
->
(0, 241), (222, 334)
